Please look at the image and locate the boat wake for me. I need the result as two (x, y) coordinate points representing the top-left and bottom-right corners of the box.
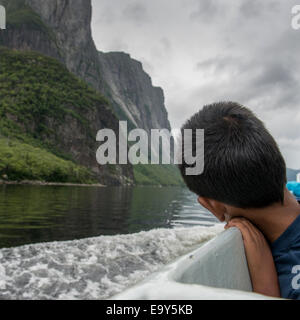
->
(0, 225), (223, 300)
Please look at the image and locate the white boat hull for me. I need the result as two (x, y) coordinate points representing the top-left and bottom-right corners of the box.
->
(111, 228), (278, 300)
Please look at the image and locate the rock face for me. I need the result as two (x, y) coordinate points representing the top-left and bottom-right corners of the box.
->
(0, 0), (134, 185)
(0, 47), (134, 186)
(0, 0), (173, 184)
(98, 52), (171, 132)
(0, 0), (104, 90)
(0, 0), (171, 133)
(24, 0), (106, 91)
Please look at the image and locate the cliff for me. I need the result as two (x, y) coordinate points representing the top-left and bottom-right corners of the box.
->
(0, 0), (180, 186)
(98, 51), (171, 132)
(0, 0), (104, 90)
(0, 47), (134, 185)
(0, 0), (171, 133)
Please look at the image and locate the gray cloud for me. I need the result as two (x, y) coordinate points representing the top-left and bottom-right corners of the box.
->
(238, 0), (281, 19)
(239, 1), (261, 18)
(241, 0), (281, 16)
(92, 0), (300, 168)
(189, 0), (221, 21)
(194, 53), (299, 112)
(255, 63), (295, 88)
(160, 37), (172, 52)
(122, 2), (149, 25)
(195, 55), (246, 73)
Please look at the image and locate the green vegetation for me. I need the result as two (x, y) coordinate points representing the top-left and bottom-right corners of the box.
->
(0, 47), (113, 183)
(0, 46), (112, 147)
(0, 46), (183, 186)
(134, 164), (184, 186)
(0, 47), (110, 142)
(0, 138), (96, 183)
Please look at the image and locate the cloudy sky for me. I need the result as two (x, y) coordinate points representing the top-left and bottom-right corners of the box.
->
(91, 0), (300, 169)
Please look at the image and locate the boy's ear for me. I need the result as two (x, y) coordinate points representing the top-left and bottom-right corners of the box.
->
(198, 196), (226, 222)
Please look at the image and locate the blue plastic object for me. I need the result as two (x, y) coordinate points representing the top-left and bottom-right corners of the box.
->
(287, 181), (300, 200)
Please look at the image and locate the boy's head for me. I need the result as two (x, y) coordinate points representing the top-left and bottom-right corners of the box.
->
(178, 102), (287, 220)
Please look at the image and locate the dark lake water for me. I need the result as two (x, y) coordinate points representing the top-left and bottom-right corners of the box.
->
(0, 185), (218, 249)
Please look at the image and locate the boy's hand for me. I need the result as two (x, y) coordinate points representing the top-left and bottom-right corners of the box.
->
(225, 217), (281, 298)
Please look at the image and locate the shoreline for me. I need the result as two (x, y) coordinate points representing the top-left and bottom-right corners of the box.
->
(0, 180), (106, 187)
(0, 180), (184, 188)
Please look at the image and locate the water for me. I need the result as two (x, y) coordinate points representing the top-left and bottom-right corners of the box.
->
(0, 185), (218, 249)
(0, 185), (221, 300)
(0, 225), (223, 300)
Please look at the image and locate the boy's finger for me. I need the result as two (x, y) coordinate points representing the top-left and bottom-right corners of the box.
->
(241, 219), (261, 238)
(226, 220), (255, 243)
(227, 217), (261, 238)
(228, 217), (248, 224)
(233, 218), (263, 241)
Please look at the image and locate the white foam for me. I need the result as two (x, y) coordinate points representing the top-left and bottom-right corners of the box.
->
(0, 224), (223, 300)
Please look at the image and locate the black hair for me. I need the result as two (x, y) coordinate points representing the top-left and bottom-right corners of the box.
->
(178, 102), (287, 209)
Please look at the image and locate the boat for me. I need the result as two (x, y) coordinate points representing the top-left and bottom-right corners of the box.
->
(111, 185), (300, 300)
(287, 179), (300, 203)
(111, 227), (277, 300)
(297, 174), (300, 203)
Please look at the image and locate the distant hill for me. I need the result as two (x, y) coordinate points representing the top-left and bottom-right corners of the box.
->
(287, 168), (300, 181)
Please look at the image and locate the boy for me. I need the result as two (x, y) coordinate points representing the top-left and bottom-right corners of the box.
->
(178, 102), (300, 299)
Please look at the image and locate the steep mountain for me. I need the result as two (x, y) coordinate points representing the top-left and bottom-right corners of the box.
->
(0, 0), (172, 133)
(0, 47), (133, 185)
(98, 51), (171, 132)
(0, 0), (104, 91)
(0, 0), (181, 186)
